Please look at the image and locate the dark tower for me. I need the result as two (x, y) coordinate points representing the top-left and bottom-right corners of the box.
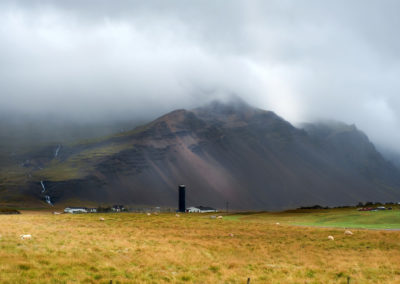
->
(178, 185), (186, 212)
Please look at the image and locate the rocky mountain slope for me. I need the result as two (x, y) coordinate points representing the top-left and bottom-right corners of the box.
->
(2, 100), (400, 210)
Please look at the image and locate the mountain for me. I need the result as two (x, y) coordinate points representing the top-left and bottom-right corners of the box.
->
(2, 100), (400, 210)
(376, 146), (400, 171)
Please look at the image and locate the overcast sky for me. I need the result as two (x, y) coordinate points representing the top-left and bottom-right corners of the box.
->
(1, 0), (400, 150)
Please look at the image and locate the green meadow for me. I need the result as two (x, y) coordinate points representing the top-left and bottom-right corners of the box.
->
(225, 208), (400, 230)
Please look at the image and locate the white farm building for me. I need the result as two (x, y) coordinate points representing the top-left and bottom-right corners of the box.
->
(64, 207), (88, 214)
(186, 206), (217, 213)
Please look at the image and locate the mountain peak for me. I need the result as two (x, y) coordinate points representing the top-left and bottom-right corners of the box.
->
(198, 97), (254, 114)
(193, 98), (263, 125)
(302, 120), (361, 140)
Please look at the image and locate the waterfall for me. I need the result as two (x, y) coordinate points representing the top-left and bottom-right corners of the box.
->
(40, 180), (54, 206)
(54, 144), (61, 158)
(45, 195), (53, 206)
(40, 180), (46, 193)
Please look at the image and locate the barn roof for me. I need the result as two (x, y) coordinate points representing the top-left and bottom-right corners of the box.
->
(196, 206), (216, 211)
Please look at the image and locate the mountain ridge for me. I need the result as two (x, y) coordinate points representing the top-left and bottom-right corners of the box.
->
(1, 100), (400, 210)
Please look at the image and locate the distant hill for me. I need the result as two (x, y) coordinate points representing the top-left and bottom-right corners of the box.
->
(1, 99), (400, 210)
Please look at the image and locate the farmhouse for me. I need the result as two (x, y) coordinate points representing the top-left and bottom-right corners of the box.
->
(186, 207), (201, 213)
(64, 207), (88, 214)
(112, 205), (125, 212)
(187, 206), (217, 213)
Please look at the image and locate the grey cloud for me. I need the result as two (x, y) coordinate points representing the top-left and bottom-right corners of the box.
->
(1, 0), (400, 151)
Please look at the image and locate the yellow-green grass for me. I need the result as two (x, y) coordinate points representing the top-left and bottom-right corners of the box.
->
(225, 208), (400, 230)
(34, 143), (134, 181)
(290, 209), (400, 230)
(1, 211), (400, 283)
(0, 132), (139, 184)
(0, 165), (31, 186)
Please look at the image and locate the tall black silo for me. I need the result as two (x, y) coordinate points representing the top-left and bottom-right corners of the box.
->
(178, 185), (186, 212)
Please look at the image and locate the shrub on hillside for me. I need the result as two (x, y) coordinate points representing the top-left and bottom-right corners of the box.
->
(0, 208), (21, 214)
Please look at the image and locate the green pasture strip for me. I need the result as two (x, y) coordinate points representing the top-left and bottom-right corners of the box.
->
(290, 210), (400, 230)
(223, 210), (400, 230)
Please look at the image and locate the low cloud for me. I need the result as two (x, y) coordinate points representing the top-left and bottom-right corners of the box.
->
(1, 0), (400, 150)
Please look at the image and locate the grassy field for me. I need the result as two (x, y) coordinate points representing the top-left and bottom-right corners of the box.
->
(282, 208), (400, 230)
(0, 210), (400, 283)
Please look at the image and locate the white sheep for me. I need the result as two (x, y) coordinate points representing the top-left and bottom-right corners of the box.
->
(344, 230), (353, 235)
(275, 222), (280, 225)
(53, 212), (61, 215)
(175, 214), (180, 217)
(328, 235), (334, 241)
(147, 213), (151, 216)
(99, 217), (105, 221)
(217, 216), (223, 219)
(20, 234), (32, 240)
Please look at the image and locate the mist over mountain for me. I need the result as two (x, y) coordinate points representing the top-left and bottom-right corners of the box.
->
(377, 147), (400, 172)
(1, 1), (400, 153)
(0, 111), (145, 152)
(1, 99), (400, 210)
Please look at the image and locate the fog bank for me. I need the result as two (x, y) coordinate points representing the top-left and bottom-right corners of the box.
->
(1, 1), (400, 151)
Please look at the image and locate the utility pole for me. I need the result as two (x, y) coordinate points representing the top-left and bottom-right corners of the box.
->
(226, 201), (229, 213)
